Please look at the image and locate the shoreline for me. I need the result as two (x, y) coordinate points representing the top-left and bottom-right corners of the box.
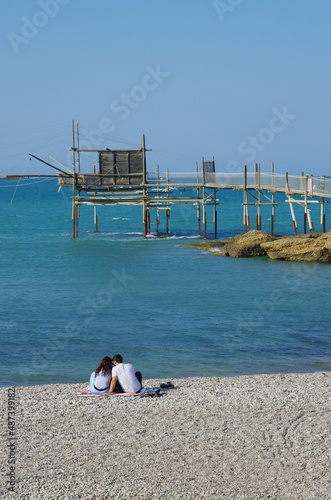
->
(1, 367), (331, 390)
(1, 372), (330, 499)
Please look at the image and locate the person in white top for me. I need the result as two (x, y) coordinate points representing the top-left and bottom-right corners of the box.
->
(89, 356), (112, 394)
(110, 354), (142, 393)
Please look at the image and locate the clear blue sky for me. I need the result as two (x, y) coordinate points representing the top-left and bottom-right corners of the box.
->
(1, 0), (331, 176)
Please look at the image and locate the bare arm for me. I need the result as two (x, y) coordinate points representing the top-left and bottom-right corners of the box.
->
(110, 376), (118, 394)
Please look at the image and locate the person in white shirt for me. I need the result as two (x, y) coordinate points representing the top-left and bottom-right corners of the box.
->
(110, 354), (142, 393)
(89, 356), (113, 394)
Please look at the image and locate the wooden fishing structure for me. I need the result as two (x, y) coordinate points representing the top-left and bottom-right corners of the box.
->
(2, 120), (331, 238)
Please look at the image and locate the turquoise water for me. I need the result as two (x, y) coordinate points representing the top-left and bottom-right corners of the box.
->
(0, 179), (330, 387)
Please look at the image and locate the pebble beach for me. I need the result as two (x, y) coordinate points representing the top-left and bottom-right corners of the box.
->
(1, 372), (330, 499)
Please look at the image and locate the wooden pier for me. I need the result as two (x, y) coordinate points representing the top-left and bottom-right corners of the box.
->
(3, 120), (331, 238)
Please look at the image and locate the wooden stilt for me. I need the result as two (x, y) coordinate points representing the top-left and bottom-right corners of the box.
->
(257, 164), (261, 230)
(289, 198), (298, 236)
(156, 210), (159, 232)
(94, 205), (98, 232)
(166, 210), (169, 233)
(247, 215), (251, 231)
(71, 119), (76, 240)
(214, 187), (217, 239)
(303, 212), (307, 234)
(214, 210), (217, 239)
(76, 206), (79, 237)
(143, 207), (147, 238)
(303, 175), (308, 234)
(197, 204), (201, 236)
(271, 163), (275, 236)
(148, 210), (150, 234)
(72, 204), (76, 239)
(321, 196), (325, 233)
(243, 165), (248, 233)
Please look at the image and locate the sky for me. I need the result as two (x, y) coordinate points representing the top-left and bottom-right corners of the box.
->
(1, 0), (331, 176)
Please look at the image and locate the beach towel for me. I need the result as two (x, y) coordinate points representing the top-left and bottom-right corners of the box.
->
(75, 388), (161, 398)
(75, 391), (141, 397)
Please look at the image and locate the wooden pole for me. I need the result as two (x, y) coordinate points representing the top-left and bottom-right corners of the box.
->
(93, 165), (98, 232)
(304, 175), (308, 234)
(142, 134), (147, 238)
(300, 171), (304, 190)
(289, 199), (298, 236)
(166, 167), (169, 233)
(309, 175), (315, 233)
(321, 176), (325, 233)
(72, 118), (76, 239)
(156, 164), (159, 232)
(243, 165), (247, 233)
(196, 161), (200, 236)
(321, 195), (325, 233)
(213, 187), (217, 239)
(94, 207), (98, 232)
(214, 209), (217, 239)
(143, 209), (147, 238)
(198, 203), (201, 236)
(72, 204), (76, 239)
(213, 155), (217, 239)
(258, 163), (261, 230)
(202, 157), (206, 239)
(76, 206), (79, 237)
(255, 163), (258, 229)
(76, 122), (80, 173)
(271, 162), (275, 235)
(286, 172), (297, 235)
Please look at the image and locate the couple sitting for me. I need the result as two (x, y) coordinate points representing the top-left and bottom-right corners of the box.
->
(89, 354), (142, 394)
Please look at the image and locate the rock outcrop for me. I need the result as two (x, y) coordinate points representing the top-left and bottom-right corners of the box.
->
(182, 230), (331, 262)
(213, 230), (276, 258)
(261, 232), (331, 262)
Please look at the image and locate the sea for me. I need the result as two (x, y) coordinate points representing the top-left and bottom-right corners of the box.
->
(0, 178), (330, 387)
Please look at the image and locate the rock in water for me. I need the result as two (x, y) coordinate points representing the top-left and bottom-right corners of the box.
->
(182, 230), (331, 262)
(261, 231), (331, 261)
(212, 230), (276, 258)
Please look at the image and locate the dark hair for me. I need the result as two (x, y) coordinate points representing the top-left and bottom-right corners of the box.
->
(95, 356), (112, 376)
(112, 354), (123, 364)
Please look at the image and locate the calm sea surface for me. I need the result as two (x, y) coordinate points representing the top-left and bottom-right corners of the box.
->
(0, 179), (330, 387)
